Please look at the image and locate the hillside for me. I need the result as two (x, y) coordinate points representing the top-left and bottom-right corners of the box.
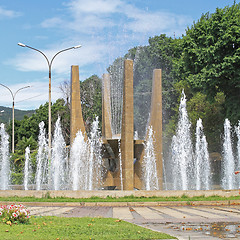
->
(0, 106), (35, 124)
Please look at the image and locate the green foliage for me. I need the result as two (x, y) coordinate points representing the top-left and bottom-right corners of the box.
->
(10, 172), (23, 185)
(80, 75), (102, 133)
(178, 3), (240, 124)
(9, 136), (38, 184)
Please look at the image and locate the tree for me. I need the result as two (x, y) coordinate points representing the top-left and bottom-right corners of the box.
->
(178, 3), (240, 123)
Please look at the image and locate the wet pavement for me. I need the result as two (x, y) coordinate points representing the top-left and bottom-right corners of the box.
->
(26, 204), (240, 239)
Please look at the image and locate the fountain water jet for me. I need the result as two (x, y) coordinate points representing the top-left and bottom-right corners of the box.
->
(118, 139), (123, 190)
(88, 116), (102, 190)
(235, 121), (240, 188)
(142, 126), (159, 190)
(236, 121), (240, 166)
(69, 117), (102, 190)
(221, 119), (235, 190)
(35, 121), (48, 190)
(0, 123), (10, 190)
(171, 91), (194, 190)
(195, 118), (211, 190)
(50, 117), (67, 190)
(23, 147), (31, 190)
(70, 130), (88, 190)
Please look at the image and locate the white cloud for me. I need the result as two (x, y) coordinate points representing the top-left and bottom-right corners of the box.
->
(9, 40), (108, 75)
(0, 81), (65, 110)
(58, 0), (192, 35)
(126, 11), (192, 34)
(66, 0), (122, 14)
(8, 0), (193, 105)
(41, 17), (64, 28)
(0, 6), (21, 19)
(0, 82), (47, 110)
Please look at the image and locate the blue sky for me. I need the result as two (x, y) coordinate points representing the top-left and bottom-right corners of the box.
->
(0, 0), (237, 110)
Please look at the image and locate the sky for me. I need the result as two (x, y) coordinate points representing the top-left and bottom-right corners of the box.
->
(0, 0), (237, 110)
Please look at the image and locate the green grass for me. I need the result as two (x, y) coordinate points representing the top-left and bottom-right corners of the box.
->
(0, 194), (240, 203)
(0, 216), (176, 240)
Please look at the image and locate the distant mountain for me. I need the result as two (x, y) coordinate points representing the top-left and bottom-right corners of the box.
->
(0, 106), (35, 124)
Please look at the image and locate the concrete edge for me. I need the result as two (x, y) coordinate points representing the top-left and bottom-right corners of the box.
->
(0, 200), (240, 207)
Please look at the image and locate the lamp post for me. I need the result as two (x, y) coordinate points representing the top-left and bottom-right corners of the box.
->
(18, 43), (81, 159)
(0, 84), (30, 153)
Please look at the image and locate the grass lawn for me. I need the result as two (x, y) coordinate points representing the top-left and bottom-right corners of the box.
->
(0, 194), (240, 203)
(0, 216), (176, 240)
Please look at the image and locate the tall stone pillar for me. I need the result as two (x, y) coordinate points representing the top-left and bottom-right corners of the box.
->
(102, 73), (112, 139)
(121, 59), (134, 190)
(149, 69), (163, 189)
(70, 65), (86, 144)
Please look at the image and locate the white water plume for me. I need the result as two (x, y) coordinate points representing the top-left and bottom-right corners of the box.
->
(70, 130), (88, 190)
(195, 119), (211, 190)
(142, 126), (159, 190)
(221, 119), (235, 190)
(35, 121), (48, 190)
(88, 117), (103, 190)
(0, 123), (10, 190)
(118, 139), (123, 190)
(23, 147), (32, 190)
(235, 121), (240, 188)
(50, 117), (67, 190)
(171, 91), (194, 190)
(236, 121), (240, 168)
(70, 117), (103, 190)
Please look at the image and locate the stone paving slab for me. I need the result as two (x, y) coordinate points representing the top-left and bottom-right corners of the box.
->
(178, 207), (226, 219)
(133, 207), (164, 219)
(64, 206), (112, 218)
(113, 207), (133, 219)
(152, 206), (198, 220)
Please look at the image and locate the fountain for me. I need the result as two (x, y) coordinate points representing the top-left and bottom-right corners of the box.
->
(0, 62), (240, 194)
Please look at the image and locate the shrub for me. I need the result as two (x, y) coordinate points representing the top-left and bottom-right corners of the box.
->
(0, 204), (30, 224)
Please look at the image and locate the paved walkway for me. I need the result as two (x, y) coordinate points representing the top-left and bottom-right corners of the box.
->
(25, 204), (240, 239)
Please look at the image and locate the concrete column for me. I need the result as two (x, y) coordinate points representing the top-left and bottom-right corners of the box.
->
(149, 69), (163, 189)
(70, 65), (86, 144)
(121, 59), (134, 190)
(102, 73), (112, 139)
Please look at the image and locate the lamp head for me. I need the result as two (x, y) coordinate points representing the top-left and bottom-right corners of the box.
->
(18, 42), (26, 47)
(74, 45), (81, 49)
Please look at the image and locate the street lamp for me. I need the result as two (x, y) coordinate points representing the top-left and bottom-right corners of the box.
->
(18, 43), (81, 159)
(0, 83), (30, 153)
